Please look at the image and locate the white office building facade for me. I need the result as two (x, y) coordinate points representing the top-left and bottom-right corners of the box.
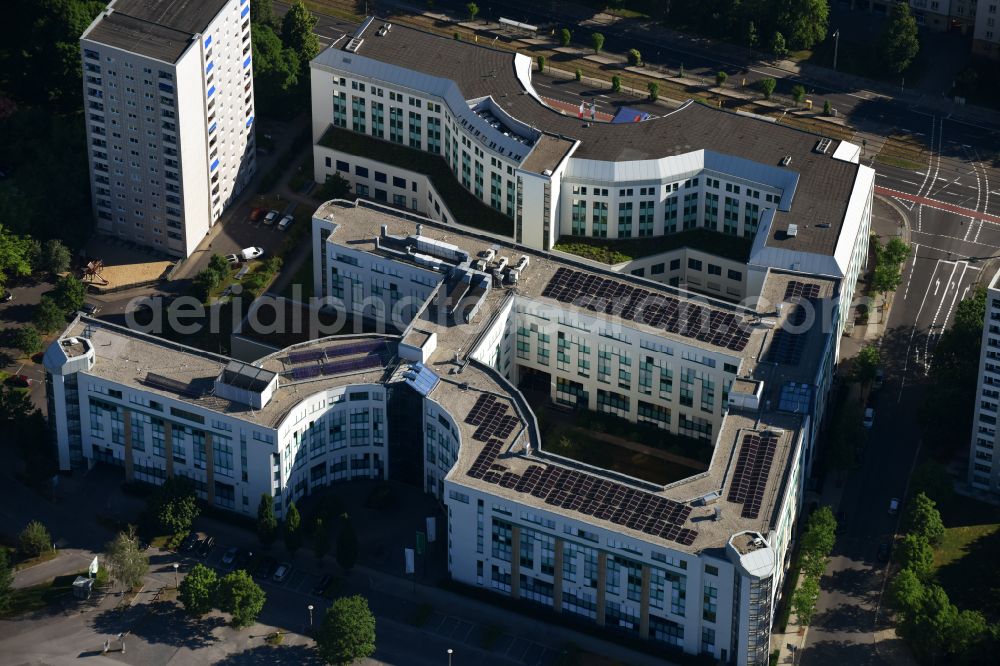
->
(969, 270), (1000, 492)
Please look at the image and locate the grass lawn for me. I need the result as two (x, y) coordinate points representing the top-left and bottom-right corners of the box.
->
(875, 154), (924, 171)
(553, 228), (754, 265)
(0, 572), (82, 619)
(933, 523), (1000, 620)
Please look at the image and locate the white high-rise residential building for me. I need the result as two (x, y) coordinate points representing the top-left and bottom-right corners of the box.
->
(974, 1), (1000, 58)
(969, 269), (1000, 492)
(80, 0), (257, 257)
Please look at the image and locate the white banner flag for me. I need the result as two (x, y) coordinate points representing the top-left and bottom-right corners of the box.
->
(404, 547), (415, 574)
(89, 556), (99, 576)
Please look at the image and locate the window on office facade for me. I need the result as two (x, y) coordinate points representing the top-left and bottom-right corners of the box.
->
(617, 202), (633, 237)
(638, 200), (654, 236)
(427, 116), (441, 154)
(461, 152), (471, 189)
(703, 583), (718, 622)
(214, 433), (234, 477)
(474, 161), (484, 198)
(408, 111), (422, 148)
(370, 100), (384, 137)
(723, 196), (740, 234)
(130, 412), (148, 451)
(490, 173), (502, 210)
(562, 589), (597, 619)
(333, 91), (346, 127)
(592, 201), (608, 237)
(506, 180), (516, 216)
(571, 199), (586, 235)
(703, 192), (719, 229)
(663, 195), (678, 233)
(389, 107), (403, 143)
(520, 574), (554, 606)
(151, 418), (165, 457)
(491, 520), (512, 561)
(682, 193), (698, 229)
(193, 430), (206, 468)
(744, 202), (760, 238)
(351, 96), (365, 133)
(701, 627), (716, 654)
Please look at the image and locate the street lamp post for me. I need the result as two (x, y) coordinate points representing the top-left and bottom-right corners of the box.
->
(832, 29), (840, 71)
(172, 562), (179, 589)
(308, 604), (314, 628)
(447, 648), (453, 665)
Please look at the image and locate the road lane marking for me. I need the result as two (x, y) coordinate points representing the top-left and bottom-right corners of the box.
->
(924, 261), (966, 373)
(913, 116), (936, 199)
(902, 242), (919, 300)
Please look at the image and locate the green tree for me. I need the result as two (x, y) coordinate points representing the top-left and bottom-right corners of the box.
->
(823, 100), (832, 116)
(52, 274), (86, 312)
(872, 262), (902, 303)
(207, 253), (230, 279)
(890, 567), (924, 612)
(38, 239), (71, 274)
(250, 0), (276, 26)
(882, 237), (911, 266)
(591, 32), (605, 54)
(14, 325), (43, 356)
(770, 31), (788, 59)
(316, 595), (377, 665)
(179, 563), (218, 616)
(880, 2), (919, 74)
(853, 344), (880, 386)
(902, 492), (945, 545)
(217, 570), (266, 628)
(747, 20), (758, 53)
(0, 548), (13, 613)
(791, 575), (821, 625)
(466, 2), (479, 21)
(759, 77), (777, 100)
(647, 81), (659, 101)
(628, 49), (642, 66)
(193, 267), (222, 301)
(537, 55), (545, 72)
(896, 533), (934, 581)
(150, 476), (200, 535)
(313, 517), (330, 561)
(611, 75), (622, 92)
(800, 506), (837, 559)
(318, 173), (351, 200)
(284, 501), (302, 556)
(281, 0), (320, 71)
(18, 520), (51, 558)
(336, 514), (359, 572)
(906, 584), (959, 659)
(778, 0), (829, 50)
(0, 225), (35, 290)
(251, 24), (302, 116)
(716, 71), (728, 87)
(791, 84), (806, 105)
(33, 296), (65, 333)
(104, 527), (149, 592)
(910, 461), (954, 506)
(560, 28), (572, 47)
(258, 494), (278, 549)
(575, 68), (582, 81)
(0, 384), (34, 422)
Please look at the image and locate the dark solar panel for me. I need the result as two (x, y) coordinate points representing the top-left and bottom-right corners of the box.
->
(768, 303), (810, 365)
(541, 268), (748, 352)
(784, 280), (821, 301)
(324, 339), (386, 359)
(726, 432), (779, 519)
(321, 355), (383, 376)
(290, 366), (322, 381)
(288, 349), (325, 364)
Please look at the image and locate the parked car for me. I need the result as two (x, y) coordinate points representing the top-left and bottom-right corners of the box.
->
(277, 214), (294, 231)
(249, 207), (265, 222)
(877, 541), (891, 562)
(263, 210), (279, 225)
(312, 574), (332, 596)
(240, 246), (264, 261)
(82, 302), (101, 315)
(221, 546), (239, 567)
(2, 290), (13, 302)
(180, 532), (200, 553)
(889, 498), (900, 515)
(255, 556), (278, 579)
(273, 562), (292, 583)
(873, 367), (885, 391)
(196, 536), (215, 558)
(8, 374), (31, 387)
(862, 407), (874, 429)
(225, 253), (240, 265)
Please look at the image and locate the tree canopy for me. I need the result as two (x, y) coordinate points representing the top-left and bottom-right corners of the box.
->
(258, 494), (278, 548)
(778, 0), (828, 50)
(149, 476), (200, 535)
(284, 501), (302, 555)
(281, 1), (320, 72)
(316, 595), (377, 664)
(217, 570), (266, 628)
(854, 344), (880, 386)
(0, 225), (36, 290)
(896, 533), (935, 581)
(902, 493), (945, 545)
(18, 521), (51, 558)
(179, 563), (218, 616)
(880, 3), (920, 74)
(104, 528), (149, 592)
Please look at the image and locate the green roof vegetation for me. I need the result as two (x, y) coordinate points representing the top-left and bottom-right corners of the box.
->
(318, 126), (514, 237)
(553, 228), (754, 265)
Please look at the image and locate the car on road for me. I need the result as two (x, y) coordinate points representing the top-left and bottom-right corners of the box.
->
(180, 532), (200, 553)
(2, 290), (12, 303)
(196, 536), (215, 558)
(862, 407), (874, 429)
(255, 556), (278, 579)
(877, 541), (891, 562)
(221, 546), (239, 567)
(249, 207), (265, 222)
(225, 253), (240, 265)
(82, 302), (101, 316)
(240, 246), (264, 261)
(263, 210), (279, 225)
(312, 574), (332, 596)
(8, 374), (32, 387)
(277, 214), (294, 231)
(272, 562), (292, 583)
(873, 367), (885, 391)
(889, 498), (900, 515)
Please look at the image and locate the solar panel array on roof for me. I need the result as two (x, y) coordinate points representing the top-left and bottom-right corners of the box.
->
(768, 301), (810, 365)
(466, 433), (697, 546)
(465, 393), (519, 442)
(290, 365), (322, 381)
(288, 349), (325, 364)
(287, 339), (386, 365)
(784, 280), (821, 301)
(727, 432), (779, 519)
(321, 355), (383, 376)
(404, 362), (440, 397)
(222, 360), (275, 392)
(540, 268), (750, 352)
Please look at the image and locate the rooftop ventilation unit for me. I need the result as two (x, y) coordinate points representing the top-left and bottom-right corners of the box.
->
(780, 155), (792, 166)
(345, 36), (364, 52)
(786, 224), (799, 237)
(814, 138), (832, 154)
